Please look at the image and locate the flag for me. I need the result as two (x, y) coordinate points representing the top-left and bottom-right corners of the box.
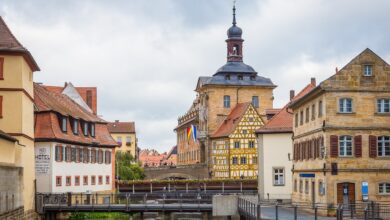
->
(186, 125), (197, 142)
(192, 125), (197, 141)
(187, 126), (192, 140)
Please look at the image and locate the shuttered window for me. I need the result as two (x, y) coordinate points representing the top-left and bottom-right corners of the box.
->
(66, 146), (71, 162)
(91, 149), (96, 163)
(0, 96), (3, 118)
(330, 135), (339, 157)
(0, 57), (4, 80)
(354, 136), (362, 157)
(71, 147), (76, 162)
(55, 145), (62, 161)
(369, 135), (377, 158)
(339, 136), (353, 157)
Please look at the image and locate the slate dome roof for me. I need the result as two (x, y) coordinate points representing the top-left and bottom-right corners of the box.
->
(215, 61), (256, 75)
(227, 25), (242, 38)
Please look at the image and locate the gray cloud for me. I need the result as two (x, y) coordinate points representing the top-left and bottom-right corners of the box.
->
(2, 0), (390, 152)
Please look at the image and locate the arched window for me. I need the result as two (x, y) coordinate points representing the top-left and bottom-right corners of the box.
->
(232, 44), (239, 55)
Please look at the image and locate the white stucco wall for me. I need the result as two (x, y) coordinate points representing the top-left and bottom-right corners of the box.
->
(258, 133), (293, 200)
(35, 142), (113, 193)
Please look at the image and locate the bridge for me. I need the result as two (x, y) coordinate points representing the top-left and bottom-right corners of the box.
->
(143, 164), (209, 180)
(117, 179), (258, 193)
(36, 191), (255, 219)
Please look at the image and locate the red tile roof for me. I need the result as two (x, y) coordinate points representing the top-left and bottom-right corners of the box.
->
(211, 103), (252, 138)
(0, 16), (39, 71)
(256, 83), (315, 133)
(34, 83), (117, 147)
(44, 84), (97, 114)
(107, 121), (135, 133)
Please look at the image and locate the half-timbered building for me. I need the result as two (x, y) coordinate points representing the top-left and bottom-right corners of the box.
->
(211, 103), (264, 179)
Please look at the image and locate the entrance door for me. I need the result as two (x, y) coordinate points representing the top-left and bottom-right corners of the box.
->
(311, 181), (316, 208)
(337, 182), (355, 206)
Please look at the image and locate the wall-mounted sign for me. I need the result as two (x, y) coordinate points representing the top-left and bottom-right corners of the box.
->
(299, 173), (315, 178)
(35, 147), (50, 175)
(362, 181), (369, 201)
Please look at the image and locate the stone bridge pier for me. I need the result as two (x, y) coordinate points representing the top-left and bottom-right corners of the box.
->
(143, 164), (209, 180)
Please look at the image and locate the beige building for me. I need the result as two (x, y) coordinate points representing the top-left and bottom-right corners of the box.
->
(108, 120), (138, 159)
(290, 49), (390, 209)
(0, 16), (40, 219)
(256, 81), (315, 200)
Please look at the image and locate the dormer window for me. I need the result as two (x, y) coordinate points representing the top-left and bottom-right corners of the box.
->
(72, 119), (78, 135)
(238, 75), (243, 80)
(225, 75), (230, 80)
(90, 123), (95, 137)
(83, 122), (89, 136)
(59, 116), (67, 133)
(364, 64), (373, 76)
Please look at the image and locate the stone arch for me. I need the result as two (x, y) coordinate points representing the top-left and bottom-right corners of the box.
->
(154, 172), (196, 180)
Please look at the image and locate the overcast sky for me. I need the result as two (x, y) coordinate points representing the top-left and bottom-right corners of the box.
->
(2, 0), (390, 152)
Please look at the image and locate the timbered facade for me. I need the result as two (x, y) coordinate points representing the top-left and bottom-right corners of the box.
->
(211, 103), (264, 179)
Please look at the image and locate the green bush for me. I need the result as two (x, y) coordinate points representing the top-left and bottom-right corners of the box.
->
(116, 152), (145, 180)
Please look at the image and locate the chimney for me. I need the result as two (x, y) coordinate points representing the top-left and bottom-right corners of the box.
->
(311, 77), (316, 86)
(115, 120), (119, 123)
(290, 90), (295, 100)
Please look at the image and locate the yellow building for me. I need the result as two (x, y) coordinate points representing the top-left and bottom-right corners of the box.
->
(290, 49), (390, 210)
(0, 16), (40, 219)
(210, 103), (264, 179)
(108, 120), (138, 159)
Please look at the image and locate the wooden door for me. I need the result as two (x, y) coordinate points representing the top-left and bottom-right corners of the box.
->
(337, 183), (344, 204)
(348, 183), (355, 203)
(337, 182), (355, 205)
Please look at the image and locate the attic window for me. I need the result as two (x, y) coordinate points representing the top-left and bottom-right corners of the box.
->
(225, 75), (230, 80)
(363, 64), (373, 76)
(90, 123), (95, 137)
(238, 75), (243, 80)
(72, 119), (79, 135)
(60, 116), (67, 133)
(83, 121), (89, 136)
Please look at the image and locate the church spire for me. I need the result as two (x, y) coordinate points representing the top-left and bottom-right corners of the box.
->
(226, 1), (243, 62)
(232, 1), (237, 26)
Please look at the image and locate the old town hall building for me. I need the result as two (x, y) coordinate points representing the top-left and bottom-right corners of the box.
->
(176, 6), (276, 178)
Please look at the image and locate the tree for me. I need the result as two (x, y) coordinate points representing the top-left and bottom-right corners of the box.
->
(115, 152), (145, 180)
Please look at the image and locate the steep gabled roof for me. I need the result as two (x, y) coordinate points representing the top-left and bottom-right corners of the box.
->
(290, 48), (390, 109)
(107, 121), (136, 133)
(257, 83), (315, 134)
(34, 83), (103, 122)
(34, 83), (117, 147)
(44, 83), (97, 114)
(211, 102), (252, 138)
(0, 16), (39, 71)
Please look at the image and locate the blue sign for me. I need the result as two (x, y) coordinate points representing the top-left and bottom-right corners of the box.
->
(362, 181), (369, 201)
(299, 173), (315, 178)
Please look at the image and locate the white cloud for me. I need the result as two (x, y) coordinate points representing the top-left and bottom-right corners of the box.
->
(2, 0), (390, 151)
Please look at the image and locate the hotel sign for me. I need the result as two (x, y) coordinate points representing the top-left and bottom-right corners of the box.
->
(35, 147), (50, 175)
